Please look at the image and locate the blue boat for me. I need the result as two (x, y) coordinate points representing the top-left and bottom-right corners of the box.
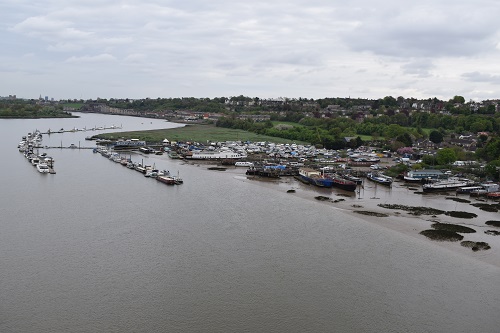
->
(298, 168), (334, 187)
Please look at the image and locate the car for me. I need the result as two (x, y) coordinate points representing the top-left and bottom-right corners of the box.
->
(370, 164), (380, 170)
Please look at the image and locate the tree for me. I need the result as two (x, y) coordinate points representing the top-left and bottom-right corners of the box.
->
(384, 124), (405, 139)
(396, 132), (413, 147)
(485, 160), (500, 180)
(436, 148), (457, 165)
(429, 130), (443, 144)
(451, 95), (465, 104)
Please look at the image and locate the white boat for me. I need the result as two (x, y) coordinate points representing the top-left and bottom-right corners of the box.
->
(470, 183), (500, 196)
(422, 178), (473, 192)
(171, 171), (183, 184)
(31, 157), (40, 166)
(456, 186), (483, 194)
(366, 172), (393, 186)
(36, 163), (50, 173)
(113, 139), (146, 150)
(235, 161), (254, 167)
(184, 148), (247, 160)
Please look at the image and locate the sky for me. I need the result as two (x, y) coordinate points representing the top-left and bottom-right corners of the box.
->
(2, 0), (500, 101)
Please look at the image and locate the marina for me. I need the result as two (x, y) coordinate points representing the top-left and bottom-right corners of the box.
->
(93, 146), (183, 185)
(18, 130), (56, 174)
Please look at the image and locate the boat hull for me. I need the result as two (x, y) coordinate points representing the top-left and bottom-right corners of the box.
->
(299, 175), (334, 187)
(156, 176), (176, 185)
(331, 178), (357, 191)
(366, 173), (393, 186)
(422, 183), (469, 192)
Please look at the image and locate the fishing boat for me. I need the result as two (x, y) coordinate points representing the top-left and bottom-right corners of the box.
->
(366, 172), (393, 186)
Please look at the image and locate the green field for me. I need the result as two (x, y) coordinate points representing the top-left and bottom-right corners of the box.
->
(97, 123), (309, 144)
(62, 103), (84, 109)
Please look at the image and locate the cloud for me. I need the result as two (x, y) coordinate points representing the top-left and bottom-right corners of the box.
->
(340, 2), (500, 58)
(2, 0), (500, 100)
(401, 60), (435, 78)
(11, 15), (93, 40)
(65, 53), (116, 63)
(462, 71), (500, 84)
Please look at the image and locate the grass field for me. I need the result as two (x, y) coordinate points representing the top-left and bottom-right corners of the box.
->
(62, 103), (84, 109)
(97, 123), (309, 144)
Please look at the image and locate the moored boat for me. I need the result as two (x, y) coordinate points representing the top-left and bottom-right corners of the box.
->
(184, 148), (247, 160)
(456, 186), (483, 194)
(235, 161), (254, 167)
(422, 178), (473, 192)
(343, 174), (363, 185)
(298, 168), (334, 188)
(366, 172), (393, 186)
(326, 174), (357, 192)
(113, 139), (146, 150)
(156, 175), (176, 185)
(470, 183), (500, 197)
(403, 169), (444, 183)
(36, 163), (50, 173)
(487, 192), (500, 199)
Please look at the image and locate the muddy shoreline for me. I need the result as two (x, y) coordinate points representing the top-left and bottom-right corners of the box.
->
(223, 167), (500, 268)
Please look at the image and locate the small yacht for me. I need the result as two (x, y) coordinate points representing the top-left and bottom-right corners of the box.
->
(36, 163), (50, 173)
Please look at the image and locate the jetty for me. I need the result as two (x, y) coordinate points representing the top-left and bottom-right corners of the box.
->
(18, 130), (56, 174)
(41, 124), (122, 135)
(93, 146), (184, 186)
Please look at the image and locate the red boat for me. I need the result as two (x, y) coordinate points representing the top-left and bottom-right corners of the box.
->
(326, 174), (357, 192)
(156, 175), (176, 185)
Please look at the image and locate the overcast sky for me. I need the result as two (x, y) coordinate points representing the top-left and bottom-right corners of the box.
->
(2, 0), (500, 101)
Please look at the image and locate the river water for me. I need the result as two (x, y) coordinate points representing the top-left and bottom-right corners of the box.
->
(1, 113), (500, 332)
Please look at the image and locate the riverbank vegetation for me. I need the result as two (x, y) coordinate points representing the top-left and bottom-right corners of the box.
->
(0, 100), (75, 118)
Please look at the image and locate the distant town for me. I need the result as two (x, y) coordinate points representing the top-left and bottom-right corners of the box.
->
(2, 93), (499, 123)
